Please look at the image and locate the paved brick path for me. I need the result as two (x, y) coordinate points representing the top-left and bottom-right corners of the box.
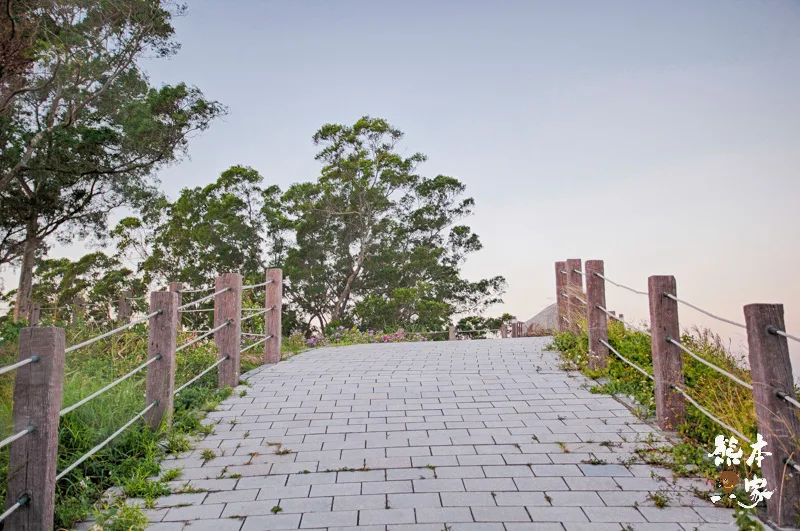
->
(144, 338), (737, 531)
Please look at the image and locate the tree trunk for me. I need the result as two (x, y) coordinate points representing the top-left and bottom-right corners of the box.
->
(13, 218), (38, 323)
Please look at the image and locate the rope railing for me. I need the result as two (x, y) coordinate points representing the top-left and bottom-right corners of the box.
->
(575, 296), (587, 305)
(241, 309), (268, 323)
(179, 308), (214, 314)
(65, 310), (161, 354)
(776, 390), (800, 410)
(560, 292), (568, 299)
(177, 287), (231, 311)
(178, 286), (215, 293)
(770, 327), (800, 345)
(0, 355), (38, 377)
(596, 304), (651, 337)
(0, 494), (30, 523)
(174, 356), (228, 396)
(785, 457), (800, 474)
(663, 293), (746, 329)
(559, 270), (567, 275)
(241, 332), (267, 337)
(175, 320), (230, 353)
(242, 336), (272, 353)
(60, 356), (161, 416)
(593, 272), (647, 296)
(56, 402), (157, 481)
(573, 268), (584, 276)
(0, 426), (34, 451)
(665, 337), (753, 390)
(241, 279), (275, 290)
(598, 339), (654, 381)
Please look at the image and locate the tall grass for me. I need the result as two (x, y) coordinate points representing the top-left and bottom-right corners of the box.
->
(0, 315), (271, 530)
(548, 320), (770, 512)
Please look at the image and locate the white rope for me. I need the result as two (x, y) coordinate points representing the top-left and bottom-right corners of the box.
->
(241, 309), (268, 323)
(65, 311), (160, 353)
(663, 293), (746, 329)
(179, 286), (214, 293)
(0, 495), (29, 523)
(593, 272), (647, 296)
(241, 279), (274, 290)
(241, 332), (267, 337)
(666, 338), (753, 390)
(177, 287), (231, 311)
(60, 356), (161, 416)
(785, 457), (800, 474)
(176, 320), (230, 352)
(242, 336), (271, 353)
(0, 426), (34, 450)
(573, 269), (584, 276)
(559, 270), (567, 275)
(598, 339), (654, 381)
(0, 356), (37, 377)
(669, 384), (751, 443)
(575, 296), (587, 305)
(56, 402), (157, 480)
(174, 356), (228, 395)
(596, 305), (652, 337)
(179, 308), (214, 313)
(771, 328), (800, 344)
(776, 391), (800, 410)
(560, 292), (568, 299)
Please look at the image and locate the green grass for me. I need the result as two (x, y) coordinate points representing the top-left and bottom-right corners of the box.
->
(547, 320), (773, 513)
(0, 316), (280, 529)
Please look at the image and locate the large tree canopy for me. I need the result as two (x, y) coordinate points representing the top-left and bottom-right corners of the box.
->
(272, 116), (506, 332)
(0, 0), (224, 320)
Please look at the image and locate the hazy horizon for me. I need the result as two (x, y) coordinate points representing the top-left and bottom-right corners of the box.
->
(1, 0), (798, 376)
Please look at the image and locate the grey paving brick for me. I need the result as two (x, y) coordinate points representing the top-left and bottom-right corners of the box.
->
(359, 508), (416, 525)
(472, 506), (531, 522)
(130, 338), (736, 531)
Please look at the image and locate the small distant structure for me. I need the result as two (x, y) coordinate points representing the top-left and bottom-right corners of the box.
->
(522, 303), (558, 336)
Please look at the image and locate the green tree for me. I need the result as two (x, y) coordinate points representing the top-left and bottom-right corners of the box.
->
(0, 1), (224, 320)
(271, 116), (505, 331)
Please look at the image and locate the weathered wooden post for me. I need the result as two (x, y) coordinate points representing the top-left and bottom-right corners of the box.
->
(510, 317), (518, 338)
(448, 326), (456, 341)
(145, 291), (178, 429)
(214, 274), (241, 388)
(117, 290), (132, 324)
(555, 261), (567, 332)
(169, 282), (183, 332)
(500, 323), (507, 338)
(647, 276), (686, 431)
(4, 327), (66, 529)
(744, 304), (800, 527)
(397, 328), (405, 339)
(618, 313), (625, 330)
(264, 268), (282, 364)
(585, 260), (608, 370)
(565, 258), (583, 334)
(28, 301), (41, 326)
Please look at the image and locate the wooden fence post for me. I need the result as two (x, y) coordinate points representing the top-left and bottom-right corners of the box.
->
(647, 275), (686, 431)
(28, 301), (40, 326)
(4, 327), (66, 529)
(555, 261), (567, 332)
(510, 317), (518, 338)
(117, 290), (132, 324)
(145, 291), (178, 429)
(449, 326), (456, 341)
(500, 323), (507, 338)
(565, 258), (583, 334)
(169, 282), (183, 332)
(744, 304), (800, 527)
(264, 268), (282, 364)
(215, 273), (241, 388)
(585, 260), (608, 370)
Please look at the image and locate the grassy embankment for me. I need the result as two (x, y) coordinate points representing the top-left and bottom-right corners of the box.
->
(548, 317), (800, 529)
(0, 310), (308, 530)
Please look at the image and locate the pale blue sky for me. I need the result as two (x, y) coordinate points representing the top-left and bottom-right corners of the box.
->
(4, 0), (800, 373)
